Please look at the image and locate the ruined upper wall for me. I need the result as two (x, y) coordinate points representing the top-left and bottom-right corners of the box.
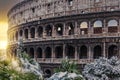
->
(8, 0), (120, 27)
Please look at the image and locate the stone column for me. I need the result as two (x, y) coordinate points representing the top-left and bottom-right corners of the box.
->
(35, 27), (38, 38)
(74, 21), (78, 35)
(63, 44), (66, 58)
(103, 42), (106, 57)
(88, 21), (92, 37)
(75, 46), (78, 60)
(103, 19), (107, 36)
(43, 27), (46, 38)
(88, 45), (92, 59)
(63, 23), (66, 36)
(28, 29), (31, 39)
(52, 46), (55, 62)
(52, 25), (56, 37)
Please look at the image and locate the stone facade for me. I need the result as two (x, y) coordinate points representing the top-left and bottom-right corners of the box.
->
(8, 0), (120, 77)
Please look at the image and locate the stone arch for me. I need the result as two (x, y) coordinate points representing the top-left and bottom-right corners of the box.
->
(108, 45), (118, 58)
(45, 47), (52, 58)
(44, 69), (52, 78)
(67, 22), (74, 35)
(79, 45), (87, 59)
(24, 29), (28, 39)
(80, 22), (88, 35)
(29, 48), (34, 58)
(37, 26), (43, 37)
(66, 45), (75, 58)
(45, 25), (52, 36)
(93, 20), (102, 27)
(55, 46), (63, 58)
(24, 48), (27, 53)
(93, 20), (103, 34)
(108, 19), (118, 27)
(93, 45), (102, 59)
(108, 19), (118, 33)
(30, 27), (35, 38)
(36, 47), (42, 58)
(55, 23), (63, 36)
(19, 30), (23, 37)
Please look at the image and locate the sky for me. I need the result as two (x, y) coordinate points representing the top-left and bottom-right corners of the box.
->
(0, 0), (19, 49)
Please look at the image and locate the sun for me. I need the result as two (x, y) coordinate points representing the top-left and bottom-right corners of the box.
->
(0, 22), (8, 49)
(0, 41), (7, 49)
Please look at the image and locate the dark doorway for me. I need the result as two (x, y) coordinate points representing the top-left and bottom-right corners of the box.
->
(55, 46), (63, 58)
(108, 45), (118, 58)
(79, 45), (87, 59)
(45, 47), (52, 58)
(36, 47), (42, 58)
(93, 45), (102, 59)
(66, 45), (75, 58)
(29, 48), (34, 58)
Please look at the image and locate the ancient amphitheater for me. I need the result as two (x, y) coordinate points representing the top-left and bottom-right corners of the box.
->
(7, 0), (120, 76)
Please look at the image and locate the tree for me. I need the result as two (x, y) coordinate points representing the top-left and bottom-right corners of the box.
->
(48, 58), (85, 80)
(83, 57), (120, 80)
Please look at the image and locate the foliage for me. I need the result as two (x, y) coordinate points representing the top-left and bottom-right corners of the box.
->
(83, 56), (120, 80)
(54, 58), (79, 74)
(0, 59), (40, 80)
(48, 58), (85, 80)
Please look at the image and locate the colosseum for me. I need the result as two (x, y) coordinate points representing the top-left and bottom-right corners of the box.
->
(7, 0), (120, 77)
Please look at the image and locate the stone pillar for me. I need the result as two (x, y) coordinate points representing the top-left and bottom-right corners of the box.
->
(75, 46), (78, 60)
(63, 23), (66, 36)
(28, 29), (31, 39)
(74, 21), (78, 35)
(52, 25), (56, 37)
(22, 29), (25, 40)
(43, 27), (46, 38)
(88, 45), (92, 59)
(103, 19), (107, 36)
(103, 42), (106, 57)
(88, 21), (92, 37)
(63, 44), (66, 58)
(35, 27), (38, 38)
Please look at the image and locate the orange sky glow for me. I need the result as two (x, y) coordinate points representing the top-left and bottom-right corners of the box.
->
(0, 0), (19, 49)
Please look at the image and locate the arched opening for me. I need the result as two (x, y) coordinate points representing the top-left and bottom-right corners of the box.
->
(93, 20), (102, 34)
(45, 25), (52, 36)
(36, 47), (42, 58)
(19, 30), (23, 37)
(55, 24), (63, 36)
(44, 69), (51, 78)
(67, 23), (74, 35)
(45, 47), (52, 58)
(108, 20), (118, 33)
(80, 22), (88, 35)
(38, 26), (43, 37)
(93, 45), (102, 59)
(24, 29), (28, 39)
(66, 45), (75, 58)
(108, 45), (118, 58)
(15, 31), (18, 41)
(24, 48), (27, 53)
(108, 20), (118, 27)
(79, 45), (87, 59)
(30, 28), (35, 38)
(29, 48), (34, 58)
(55, 46), (63, 58)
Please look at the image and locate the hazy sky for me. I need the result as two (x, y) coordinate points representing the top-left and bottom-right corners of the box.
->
(0, 0), (20, 47)
(0, 0), (19, 22)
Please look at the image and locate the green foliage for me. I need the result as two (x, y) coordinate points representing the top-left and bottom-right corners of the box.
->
(0, 60), (40, 80)
(54, 59), (79, 74)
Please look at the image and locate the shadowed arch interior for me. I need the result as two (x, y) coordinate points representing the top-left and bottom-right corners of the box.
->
(29, 48), (34, 58)
(36, 47), (42, 58)
(45, 47), (52, 58)
(79, 45), (87, 59)
(93, 45), (102, 59)
(66, 45), (75, 58)
(55, 46), (63, 58)
(108, 45), (118, 58)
